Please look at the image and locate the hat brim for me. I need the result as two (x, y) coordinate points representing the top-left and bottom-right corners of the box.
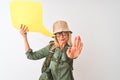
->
(53, 31), (72, 34)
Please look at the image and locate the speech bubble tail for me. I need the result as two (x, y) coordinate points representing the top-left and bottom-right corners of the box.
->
(38, 31), (54, 37)
(37, 25), (54, 37)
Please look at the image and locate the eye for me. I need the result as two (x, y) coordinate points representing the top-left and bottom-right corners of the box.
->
(55, 32), (61, 36)
(55, 31), (68, 37)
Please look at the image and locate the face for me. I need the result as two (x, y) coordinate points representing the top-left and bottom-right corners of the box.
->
(55, 31), (69, 45)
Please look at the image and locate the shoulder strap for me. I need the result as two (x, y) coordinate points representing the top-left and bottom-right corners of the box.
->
(41, 41), (55, 73)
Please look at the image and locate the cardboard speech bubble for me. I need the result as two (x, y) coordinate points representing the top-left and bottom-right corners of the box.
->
(10, 0), (54, 37)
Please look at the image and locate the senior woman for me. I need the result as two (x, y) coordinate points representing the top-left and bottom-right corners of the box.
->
(20, 20), (83, 80)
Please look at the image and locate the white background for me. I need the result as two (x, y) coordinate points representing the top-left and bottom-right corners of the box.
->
(0, 0), (120, 80)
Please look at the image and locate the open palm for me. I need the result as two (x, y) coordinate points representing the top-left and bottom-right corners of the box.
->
(67, 36), (83, 58)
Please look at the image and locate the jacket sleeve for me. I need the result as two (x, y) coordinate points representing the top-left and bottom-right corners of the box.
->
(25, 45), (50, 60)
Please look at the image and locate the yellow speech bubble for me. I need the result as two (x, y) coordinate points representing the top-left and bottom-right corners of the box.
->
(10, 0), (54, 37)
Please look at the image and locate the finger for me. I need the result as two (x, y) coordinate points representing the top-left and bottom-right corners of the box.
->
(20, 24), (25, 31)
(78, 42), (83, 52)
(23, 25), (26, 31)
(20, 24), (23, 29)
(76, 36), (80, 48)
(78, 36), (81, 41)
(76, 36), (83, 51)
(22, 25), (27, 32)
(67, 48), (71, 57)
(73, 37), (77, 47)
(67, 47), (71, 53)
(25, 26), (29, 32)
(77, 36), (82, 45)
(20, 24), (24, 33)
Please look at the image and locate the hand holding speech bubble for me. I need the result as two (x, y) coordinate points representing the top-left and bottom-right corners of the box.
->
(10, 0), (54, 37)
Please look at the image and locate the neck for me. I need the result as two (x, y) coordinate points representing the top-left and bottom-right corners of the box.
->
(59, 43), (66, 50)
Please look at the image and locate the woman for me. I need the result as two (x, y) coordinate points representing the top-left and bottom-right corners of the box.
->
(20, 20), (83, 80)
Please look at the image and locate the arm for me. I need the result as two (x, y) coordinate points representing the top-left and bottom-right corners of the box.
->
(25, 45), (50, 60)
(20, 24), (30, 51)
(20, 24), (50, 60)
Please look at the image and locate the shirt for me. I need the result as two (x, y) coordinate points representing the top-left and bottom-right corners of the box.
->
(26, 44), (74, 80)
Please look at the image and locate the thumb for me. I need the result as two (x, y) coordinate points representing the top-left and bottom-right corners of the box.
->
(67, 47), (71, 55)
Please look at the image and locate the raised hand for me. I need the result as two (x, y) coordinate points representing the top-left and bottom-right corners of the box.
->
(20, 24), (29, 38)
(20, 24), (30, 51)
(67, 36), (83, 59)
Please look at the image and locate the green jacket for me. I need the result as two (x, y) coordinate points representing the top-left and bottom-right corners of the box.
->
(26, 44), (74, 80)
